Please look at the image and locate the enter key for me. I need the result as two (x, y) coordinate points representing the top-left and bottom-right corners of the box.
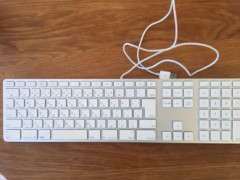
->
(142, 99), (156, 118)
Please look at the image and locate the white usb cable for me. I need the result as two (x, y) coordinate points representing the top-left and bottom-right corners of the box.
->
(120, 0), (219, 79)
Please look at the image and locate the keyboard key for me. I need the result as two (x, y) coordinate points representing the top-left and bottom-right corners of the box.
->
(44, 120), (53, 128)
(162, 99), (171, 107)
(221, 120), (231, 130)
(102, 130), (117, 140)
(210, 99), (220, 108)
(125, 89), (134, 97)
(133, 109), (143, 118)
(184, 89), (193, 97)
(222, 99), (231, 108)
(211, 89), (220, 97)
(120, 130), (135, 140)
(5, 130), (20, 140)
(210, 120), (220, 129)
(33, 120), (43, 128)
(5, 81), (15, 87)
(173, 81), (182, 87)
(162, 81), (171, 87)
(64, 120), (74, 128)
(39, 130), (50, 140)
(97, 120), (106, 128)
(20, 88), (30, 97)
(173, 132), (183, 141)
(173, 99), (182, 108)
(233, 89), (240, 97)
(114, 82), (123, 87)
(59, 81), (69, 87)
(162, 89), (171, 97)
(137, 130), (156, 140)
(210, 131), (220, 141)
(125, 82), (134, 86)
(5, 99), (14, 107)
(139, 120), (156, 128)
(26, 81), (36, 87)
(69, 110), (78, 120)
(5, 120), (22, 128)
(147, 89), (156, 97)
(86, 120), (95, 128)
(221, 81), (231, 87)
(108, 120), (116, 128)
(6, 88), (19, 97)
(184, 99), (193, 108)
(199, 81), (209, 87)
(136, 81), (145, 86)
(70, 81), (80, 87)
(112, 109), (121, 118)
(52, 130), (87, 140)
(172, 121), (182, 130)
(48, 81), (58, 87)
(173, 89), (182, 97)
(81, 82), (90, 87)
(22, 130), (37, 140)
(75, 120), (84, 128)
(199, 120), (209, 129)
(62, 89), (72, 97)
(18, 109), (27, 118)
(221, 110), (231, 119)
(89, 130), (100, 140)
(221, 131), (231, 141)
(233, 110), (240, 119)
(211, 81), (220, 87)
(233, 99), (240, 108)
(110, 99), (119, 108)
(6, 109), (17, 118)
(118, 120), (127, 128)
(199, 99), (209, 108)
(147, 82), (156, 87)
(233, 81), (240, 87)
(222, 89), (231, 97)
(23, 120), (32, 128)
(210, 110), (220, 119)
(37, 81), (47, 87)
(184, 81), (193, 87)
(199, 89), (209, 97)
(81, 109), (89, 118)
(128, 120), (137, 128)
(92, 81), (101, 87)
(46, 99), (55, 108)
(184, 132), (193, 141)
(103, 82), (112, 87)
(199, 131), (209, 141)
(16, 81), (25, 87)
(142, 99), (156, 118)
(120, 99), (129, 108)
(199, 110), (209, 119)
(162, 132), (172, 141)
(136, 89), (145, 97)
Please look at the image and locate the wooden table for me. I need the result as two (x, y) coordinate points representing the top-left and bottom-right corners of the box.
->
(0, 0), (240, 179)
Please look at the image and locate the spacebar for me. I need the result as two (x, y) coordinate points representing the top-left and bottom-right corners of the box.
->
(52, 130), (87, 140)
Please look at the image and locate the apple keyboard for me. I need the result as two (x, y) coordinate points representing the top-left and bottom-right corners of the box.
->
(3, 79), (240, 143)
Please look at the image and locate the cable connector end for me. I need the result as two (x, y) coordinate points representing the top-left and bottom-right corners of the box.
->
(159, 71), (177, 79)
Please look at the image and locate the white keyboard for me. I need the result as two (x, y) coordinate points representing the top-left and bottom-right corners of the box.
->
(3, 79), (240, 143)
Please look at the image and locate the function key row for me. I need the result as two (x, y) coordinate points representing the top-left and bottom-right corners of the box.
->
(199, 80), (240, 87)
(5, 81), (157, 87)
(162, 81), (193, 87)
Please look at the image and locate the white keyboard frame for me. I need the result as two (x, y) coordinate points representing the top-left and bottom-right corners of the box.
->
(3, 79), (240, 143)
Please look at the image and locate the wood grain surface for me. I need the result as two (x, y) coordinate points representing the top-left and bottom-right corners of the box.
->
(0, 0), (240, 179)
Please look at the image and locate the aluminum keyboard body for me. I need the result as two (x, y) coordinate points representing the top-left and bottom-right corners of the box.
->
(3, 79), (240, 143)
